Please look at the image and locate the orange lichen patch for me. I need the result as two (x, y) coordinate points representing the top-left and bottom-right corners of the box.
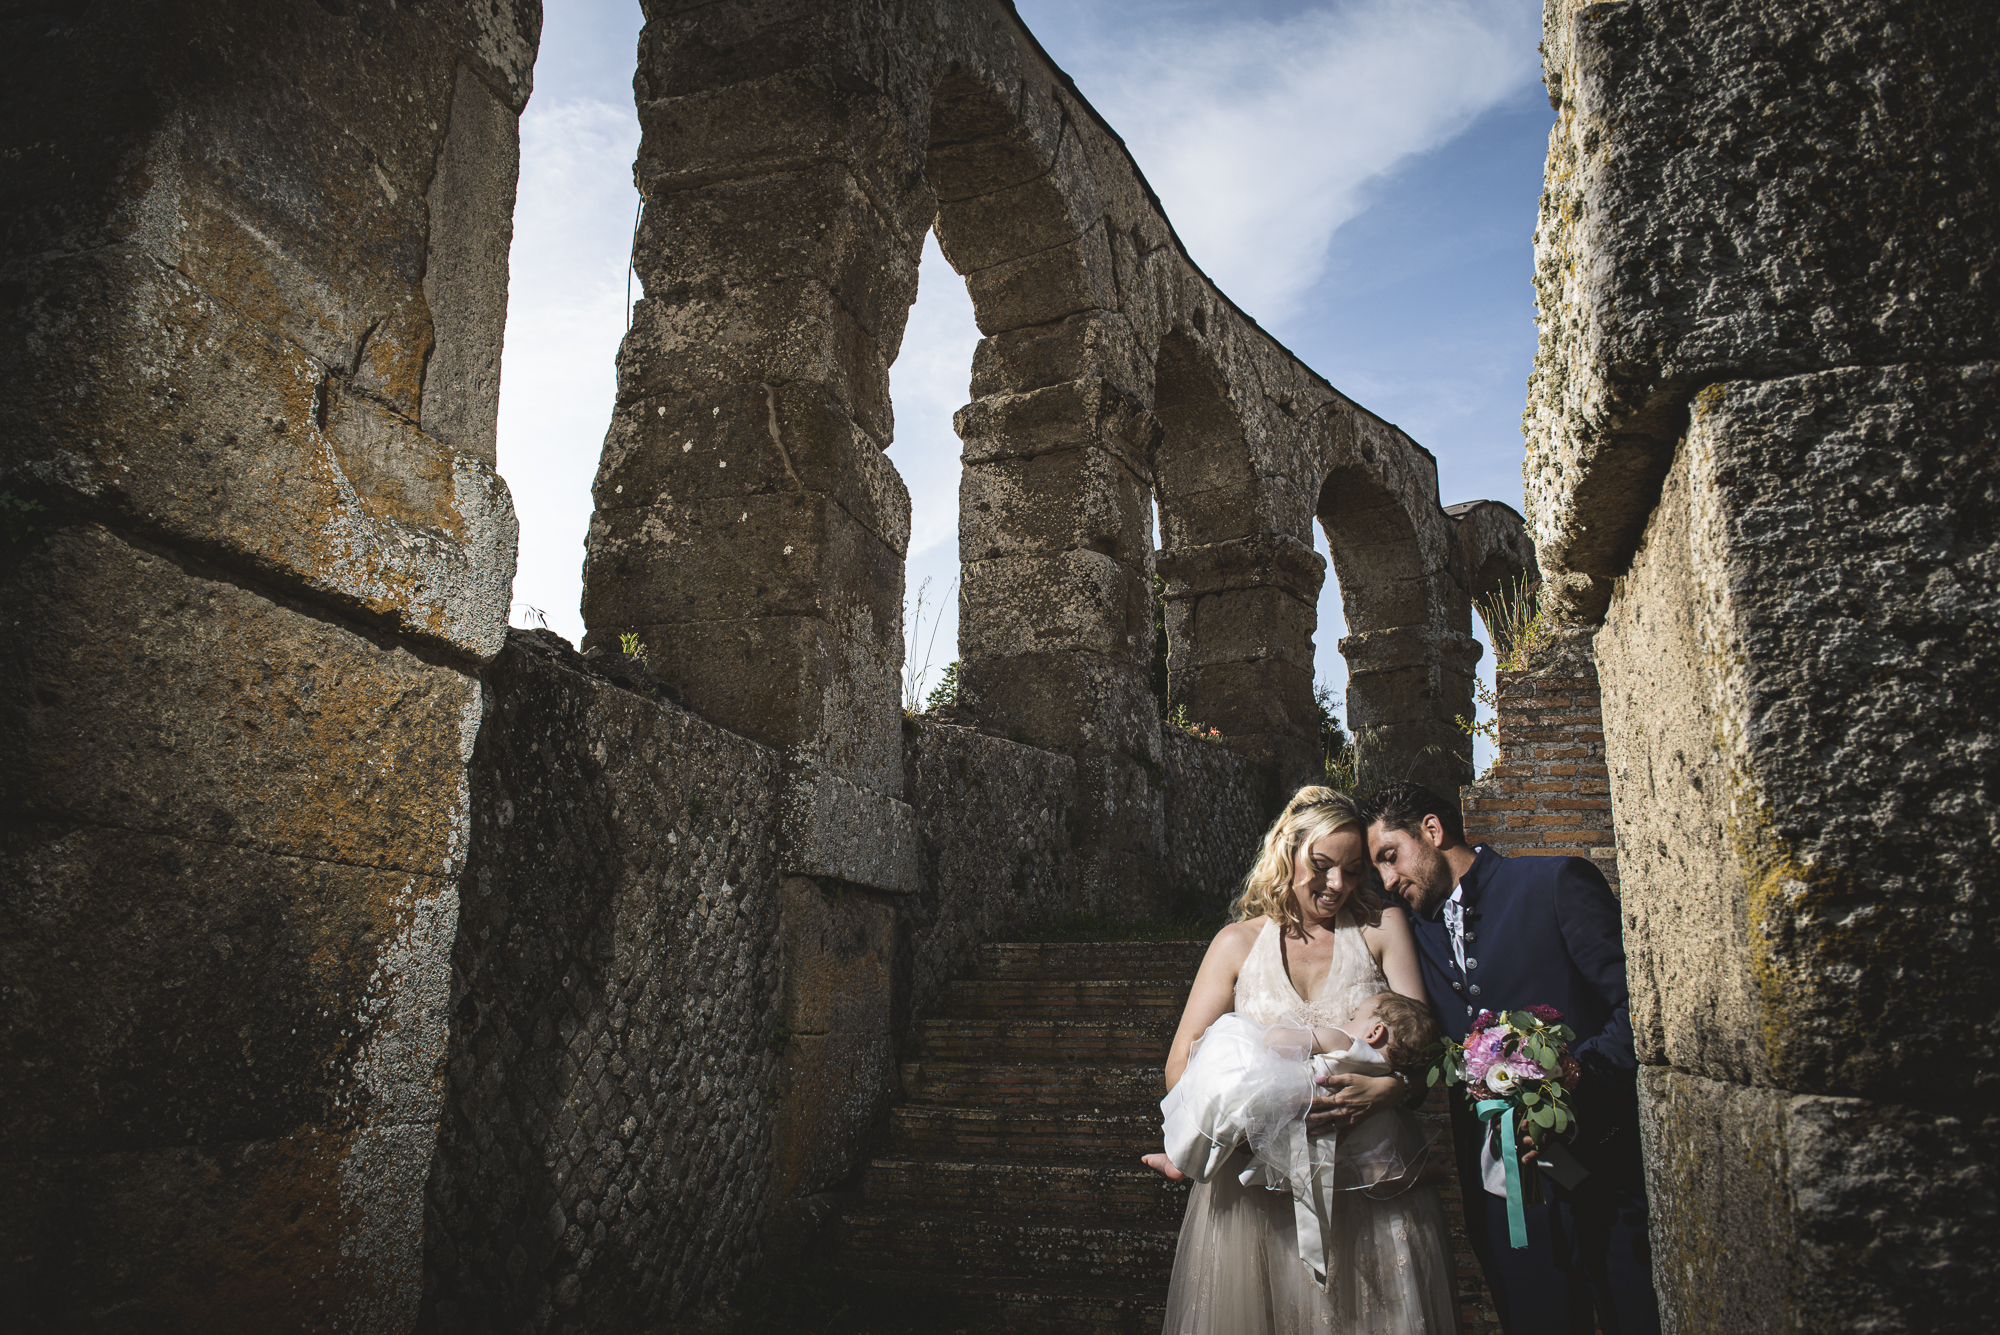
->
(12, 244), (505, 658)
(149, 1127), (377, 1334)
(9, 526), (481, 879)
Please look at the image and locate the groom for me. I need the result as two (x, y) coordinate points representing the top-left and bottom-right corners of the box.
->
(1360, 782), (1660, 1335)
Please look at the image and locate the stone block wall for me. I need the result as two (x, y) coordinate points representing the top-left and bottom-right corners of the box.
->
(421, 631), (785, 1330)
(0, 2), (537, 1329)
(1528, 3), (2000, 1328)
(901, 722), (1080, 1032)
(1459, 629), (1617, 889)
(421, 643), (1128, 1332)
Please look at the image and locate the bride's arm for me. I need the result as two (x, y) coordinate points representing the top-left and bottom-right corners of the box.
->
(1370, 904), (1427, 1003)
(1163, 919), (1258, 1091)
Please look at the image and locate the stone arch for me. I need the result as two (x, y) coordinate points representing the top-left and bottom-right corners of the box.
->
(1445, 499), (1540, 649)
(923, 66), (1166, 910)
(581, 55), (937, 850)
(1152, 325), (1322, 798)
(1315, 413), (1480, 797)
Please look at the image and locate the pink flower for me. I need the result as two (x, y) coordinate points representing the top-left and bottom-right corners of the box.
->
(1527, 1005), (1564, 1023)
(1469, 1010), (1499, 1035)
(1462, 1026), (1505, 1083)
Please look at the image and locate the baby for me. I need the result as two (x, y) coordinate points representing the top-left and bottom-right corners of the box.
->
(1143, 992), (1441, 1287)
(1143, 991), (1437, 1183)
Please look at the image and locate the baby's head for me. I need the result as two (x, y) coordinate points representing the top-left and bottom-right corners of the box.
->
(1341, 991), (1440, 1069)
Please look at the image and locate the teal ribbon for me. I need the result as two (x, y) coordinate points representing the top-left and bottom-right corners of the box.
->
(1475, 1098), (1530, 1249)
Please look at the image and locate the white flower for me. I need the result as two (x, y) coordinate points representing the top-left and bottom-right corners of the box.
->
(1484, 1066), (1519, 1096)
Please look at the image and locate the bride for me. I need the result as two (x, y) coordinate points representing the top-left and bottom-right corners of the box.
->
(1158, 787), (1456, 1334)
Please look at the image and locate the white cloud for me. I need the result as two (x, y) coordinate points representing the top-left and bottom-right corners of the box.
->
(1072, 0), (1542, 327)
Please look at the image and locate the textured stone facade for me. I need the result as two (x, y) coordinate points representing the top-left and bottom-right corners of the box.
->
(1530, 2), (2000, 1328)
(1158, 730), (1267, 918)
(0, 1), (536, 1328)
(902, 721), (1080, 1032)
(421, 637), (1268, 1332)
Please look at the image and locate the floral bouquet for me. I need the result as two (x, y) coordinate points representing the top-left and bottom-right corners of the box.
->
(1426, 1007), (1582, 1247)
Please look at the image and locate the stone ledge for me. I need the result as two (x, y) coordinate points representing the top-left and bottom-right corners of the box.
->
(776, 765), (920, 895)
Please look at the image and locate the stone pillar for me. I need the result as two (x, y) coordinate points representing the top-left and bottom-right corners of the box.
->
(587, 69), (925, 829)
(588, 18), (932, 1261)
(1526, 3), (2000, 1327)
(1338, 624), (1481, 798)
(953, 369), (1166, 915)
(0, 1), (534, 1328)
(1156, 533), (1324, 808)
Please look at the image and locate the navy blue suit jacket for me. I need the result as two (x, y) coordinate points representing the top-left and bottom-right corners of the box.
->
(1413, 846), (1641, 1178)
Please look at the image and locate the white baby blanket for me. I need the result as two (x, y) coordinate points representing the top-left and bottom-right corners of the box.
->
(1160, 1013), (1435, 1288)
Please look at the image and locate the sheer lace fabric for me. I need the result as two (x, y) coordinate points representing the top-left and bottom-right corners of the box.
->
(1160, 917), (1456, 1334)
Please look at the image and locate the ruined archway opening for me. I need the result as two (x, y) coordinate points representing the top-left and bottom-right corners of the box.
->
(891, 230), (982, 713)
(1316, 463), (1435, 790)
(494, 0), (644, 649)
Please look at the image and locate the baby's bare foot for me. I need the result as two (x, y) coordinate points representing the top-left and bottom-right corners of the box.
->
(1141, 1153), (1187, 1181)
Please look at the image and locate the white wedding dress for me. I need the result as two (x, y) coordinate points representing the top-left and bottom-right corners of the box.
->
(1160, 916), (1457, 1335)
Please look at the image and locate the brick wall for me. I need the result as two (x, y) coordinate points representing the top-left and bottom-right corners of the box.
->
(1461, 628), (1619, 890)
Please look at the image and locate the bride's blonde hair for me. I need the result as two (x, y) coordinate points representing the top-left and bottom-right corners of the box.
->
(1231, 786), (1383, 932)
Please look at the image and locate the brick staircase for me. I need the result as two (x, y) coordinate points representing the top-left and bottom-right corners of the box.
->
(826, 940), (1206, 1334)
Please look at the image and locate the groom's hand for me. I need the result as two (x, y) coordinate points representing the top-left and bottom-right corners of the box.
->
(1306, 1073), (1404, 1135)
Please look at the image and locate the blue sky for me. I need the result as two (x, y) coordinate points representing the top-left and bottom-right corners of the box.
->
(495, 0), (1552, 766)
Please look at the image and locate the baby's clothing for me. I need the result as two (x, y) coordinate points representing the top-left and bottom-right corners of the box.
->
(1160, 1012), (1435, 1288)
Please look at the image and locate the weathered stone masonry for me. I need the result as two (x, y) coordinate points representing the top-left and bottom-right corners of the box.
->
(2, 0), (535, 1328)
(1529, 3), (1999, 1330)
(1, 0), (1530, 1329)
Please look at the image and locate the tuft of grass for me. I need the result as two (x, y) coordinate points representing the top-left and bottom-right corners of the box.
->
(1476, 574), (1551, 672)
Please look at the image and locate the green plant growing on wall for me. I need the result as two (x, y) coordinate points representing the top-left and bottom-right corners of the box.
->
(1, 491), (53, 547)
(1476, 574), (1550, 672)
(619, 631), (650, 665)
(924, 660), (960, 712)
(1315, 682), (1358, 791)
(1165, 703), (1223, 745)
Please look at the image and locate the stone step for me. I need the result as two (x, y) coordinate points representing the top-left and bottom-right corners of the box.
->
(976, 940), (1208, 982)
(860, 1157), (1190, 1226)
(915, 1016), (1177, 1064)
(833, 1209), (1179, 1283)
(944, 978), (1189, 1018)
(884, 1105), (1161, 1163)
(900, 1060), (1164, 1108)
(827, 1269), (1168, 1335)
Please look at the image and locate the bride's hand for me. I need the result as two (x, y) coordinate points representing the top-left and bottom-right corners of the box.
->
(1305, 1072), (1404, 1135)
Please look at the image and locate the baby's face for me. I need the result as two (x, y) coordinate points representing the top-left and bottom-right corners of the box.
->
(1336, 999), (1390, 1051)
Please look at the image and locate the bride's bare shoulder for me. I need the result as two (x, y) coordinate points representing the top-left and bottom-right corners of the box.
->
(1202, 916), (1265, 966)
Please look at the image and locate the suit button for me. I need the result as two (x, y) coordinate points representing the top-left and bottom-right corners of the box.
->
(1450, 981), (1462, 991)
(1466, 958), (1478, 970)
(1466, 1005), (1475, 1016)
(1464, 932), (1476, 943)
(1468, 985), (1482, 997)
